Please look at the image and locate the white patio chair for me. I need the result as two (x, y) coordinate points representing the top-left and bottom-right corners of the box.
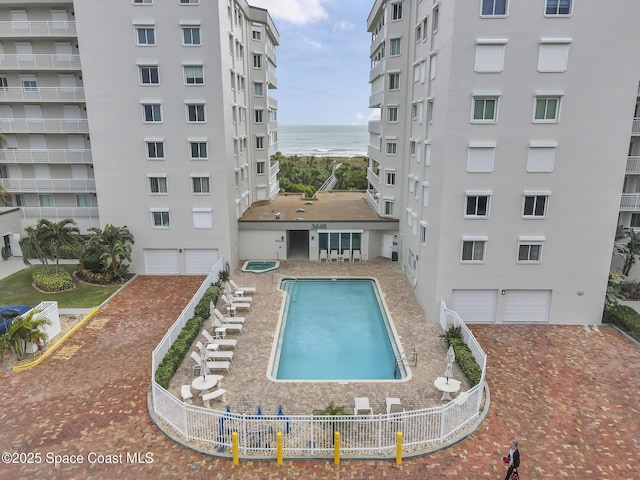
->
(202, 329), (237, 350)
(385, 397), (404, 414)
(352, 250), (362, 262)
(229, 279), (256, 294)
(319, 249), (328, 262)
(190, 350), (231, 374)
(330, 250), (339, 262)
(342, 250), (351, 262)
(354, 397), (373, 415)
(212, 319), (244, 335)
(214, 308), (245, 324)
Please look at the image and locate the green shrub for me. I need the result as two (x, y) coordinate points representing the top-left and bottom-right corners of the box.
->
(75, 266), (116, 285)
(440, 326), (483, 387)
(194, 286), (220, 319)
(32, 269), (74, 292)
(603, 304), (640, 342)
(81, 254), (106, 273)
(57, 243), (78, 259)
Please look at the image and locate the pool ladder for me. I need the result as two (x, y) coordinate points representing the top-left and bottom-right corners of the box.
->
(394, 348), (418, 377)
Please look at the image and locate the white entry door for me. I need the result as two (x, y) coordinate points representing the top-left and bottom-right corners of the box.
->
(451, 289), (498, 323)
(382, 234), (394, 259)
(503, 290), (551, 324)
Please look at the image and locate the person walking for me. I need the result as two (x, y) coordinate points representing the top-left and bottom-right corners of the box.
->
(504, 439), (520, 480)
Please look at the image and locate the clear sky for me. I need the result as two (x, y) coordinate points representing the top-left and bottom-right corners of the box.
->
(250, 0), (375, 126)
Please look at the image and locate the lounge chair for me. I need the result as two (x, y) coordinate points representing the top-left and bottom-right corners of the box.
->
(319, 249), (328, 262)
(190, 350), (231, 374)
(385, 397), (404, 414)
(222, 294), (252, 312)
(224, 283), (254, 302)
(354, 397), (373, 415)
(229, 279), (256, 294)
(330, 249), (339, 262)
(202, 388), (227, 407)
(202, 329), (237, 350)
(195, 341), (234, 361)
(212, 319), (244, 335)
(214, 308), (245, 324)
(181, 385), (193, 404)
(352, 250), (362, 262)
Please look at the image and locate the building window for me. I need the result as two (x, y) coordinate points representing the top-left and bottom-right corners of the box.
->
(388, 73), (400, 90)
(422, 184), (429, 207)
(256, 136), (264, 149)
(465, 194), (490, 217)
(184, 65), (204, 84)
(386, 141), (397, 155)
(391, 2), (403, 20)
(474, 42), (506, 72)
(140, 66), (159, 85)
(186, 103), (205, 122)
(180, 0), (199, 4)
(255, 109), (264, 123)
(76, 194), (91, 207)
(142, 103), (162, 122)
(0, 77), (7, 90)
(182, 27), (201, 45)
(523, 195), (548, 217)
(39, 194), (55, 207)
(190, 141), (207, 159)
(415, 24), (422, 42)
(134, 0), (153, 4)
(15, 194), (24, 207)
(427, 99), (434, 123)
(517, 242), (543, 263)
(432, 5), (439, 32)
(472, 97), (497, 122)
(192, 176), (210, 194)
(22, 78), (38, 91)
(538, 41), (570, 72)
(533, 97), (560, 122)
(136, 27), (156, 46)
(527, 144), (556, 172)
(420, 223), (427, 245)
(252, 26), (262, 40)
(146, 141), (165, 159)
(409, 141), (416, 156)
(388, 106), (398, 123)
(461, 239), (486, 262)
(384, 200), (395, 216)
(390, 38), (401, 56)
(481, 0), (507, 16)
(386, 171), (396, 186)
(630, 214), (640, 228)
(467, 144), (495, 172)
(254, 82), (263, 96)
(253, 54), (262, 68)
(429, 54), (437, 80)
(257, 161), (265, 175)
(149, 176), (167, 194)
(193, 208), (212, 229)
(545, 0), (571, 15)
(152, 210), (170, 228)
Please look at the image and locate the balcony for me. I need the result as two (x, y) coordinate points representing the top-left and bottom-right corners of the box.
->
(268, 96), (278, 109)
(367, 144), (382, 162)
(269, 160), (279, 178)
(0, 177), (96, 193)
(369, 29), (385, 57)
(620, 193), (640, 211)
(0, 86), (85, 102)
(0, 118), (89, 133)
(0, 21), (77, 37)
(367, 166), (380, 186)
(21, 206), (99, 220)
(267, 66), (277, 89)
(626, 156), (640, 174)
(368, 120), (381, 135)
(0, 54), (81, 70)
(0, 148), (92, 164)
(365, 190), (380, 213)
(633, 118), (640, 135)
(369, 60), (385, 82)
(368, 90), (383, 108)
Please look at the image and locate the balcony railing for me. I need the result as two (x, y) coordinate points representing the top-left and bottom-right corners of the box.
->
(633, 118), (640, 135)
(269, 160), (279, 178)
(21, 206), (99, 220)
(368, 120), (381, 135)
(0, 148), (92, 164)
(0, 177), (96, 193)
(0, 21), (77, 37)
(367, 144), (382, 162)
(369, 29), (385, 57)
(368, 90), (383, 108)
(0, 86), (85, 102)
(367, 166), (380, 186)
(268, 96), (278, 109)
(369, 60), (385, 82)
(626, 156), (640, 174)
(620, 193), (640, 211)
(0, 54), (81, 70)
(0, 118), (89, 133)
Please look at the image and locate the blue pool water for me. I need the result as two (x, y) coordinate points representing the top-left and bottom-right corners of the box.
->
(272, 279), (404, 380)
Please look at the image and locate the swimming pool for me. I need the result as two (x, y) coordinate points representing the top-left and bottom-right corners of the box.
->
(269, 278), (409, 381)
(241, 260), (280, 273)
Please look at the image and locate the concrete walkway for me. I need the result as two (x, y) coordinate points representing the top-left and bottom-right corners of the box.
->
(0, 268), (638, 479)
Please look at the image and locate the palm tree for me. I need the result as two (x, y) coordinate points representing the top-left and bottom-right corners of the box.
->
(86, 224), (134, 280)
(19, 219), (80, 273)
(0, 310), (51, 361)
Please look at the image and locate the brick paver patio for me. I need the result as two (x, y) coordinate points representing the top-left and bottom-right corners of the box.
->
(1, 262), (638, 479)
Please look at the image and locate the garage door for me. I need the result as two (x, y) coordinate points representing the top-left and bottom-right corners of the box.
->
(451, 289), (498, 323)
(144, 249), (179, 275)
(184, 249), (219, 274)
(503, 290), (551, 323)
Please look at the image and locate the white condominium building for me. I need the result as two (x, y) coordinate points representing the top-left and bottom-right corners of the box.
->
(0, 0), (279, 274)
(366, 0), (640, 324)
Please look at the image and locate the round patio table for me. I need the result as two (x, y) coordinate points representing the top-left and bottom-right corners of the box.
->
(434, 376), (461, 402)
(191, 374), (223, 392)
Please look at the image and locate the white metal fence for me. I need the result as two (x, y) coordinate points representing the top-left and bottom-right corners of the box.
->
(150, 271), (487, 458)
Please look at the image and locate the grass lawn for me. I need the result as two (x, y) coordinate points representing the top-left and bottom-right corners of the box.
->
(0, 263), (122, 308)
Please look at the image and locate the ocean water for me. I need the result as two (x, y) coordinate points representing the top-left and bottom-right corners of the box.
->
(277, 125), (368, 157)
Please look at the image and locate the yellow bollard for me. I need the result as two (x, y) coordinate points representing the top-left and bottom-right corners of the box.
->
(395, 431), (403, 465)
(277, 432), (283, 465)
(232, 431), (239, 465)
(333, 431), (340, 465)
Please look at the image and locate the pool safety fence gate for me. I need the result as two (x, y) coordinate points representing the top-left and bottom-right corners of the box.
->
(150, 267), (488, 459)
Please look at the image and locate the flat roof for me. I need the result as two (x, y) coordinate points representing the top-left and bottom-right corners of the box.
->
(239, 191), (397, 223)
